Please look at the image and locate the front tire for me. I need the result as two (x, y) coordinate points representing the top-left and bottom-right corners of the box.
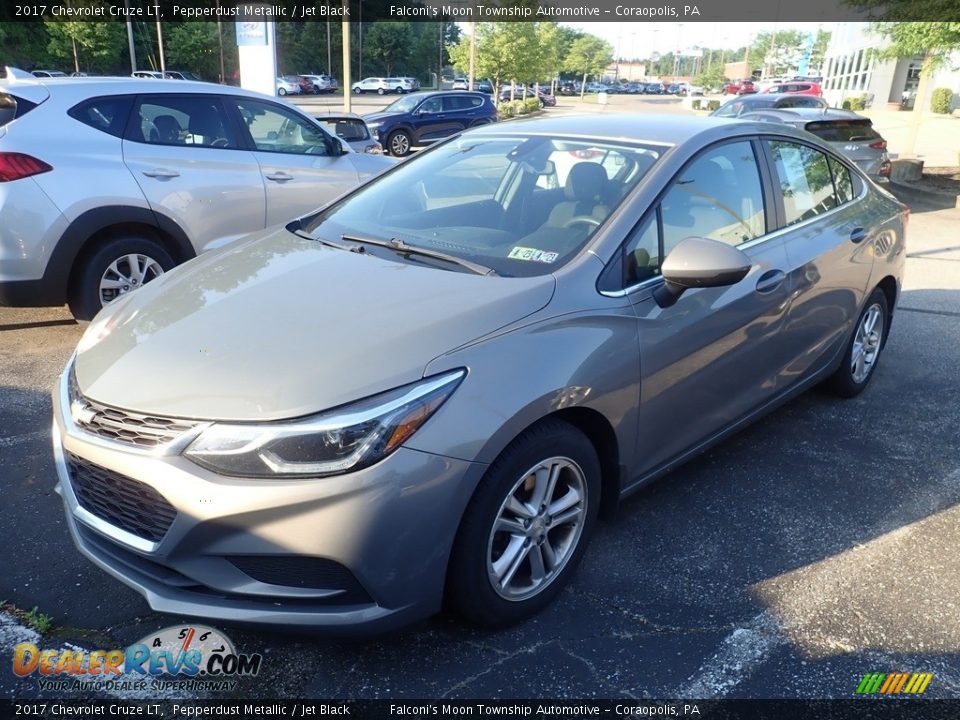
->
(353, 87), (362, 94)
(387, 129), (412, 157)
(447, 419), (601, 627)
(67, 236), (174, 321)
(828, 287), (889, 397)
(277, 88), (287, 96)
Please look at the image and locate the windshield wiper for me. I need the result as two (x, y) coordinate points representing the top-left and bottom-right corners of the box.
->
(340, 234), (498, 276)
(290, 226), (356, 252)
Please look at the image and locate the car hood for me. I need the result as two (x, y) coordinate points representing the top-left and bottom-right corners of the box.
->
(362, 111), (399, 125)
(74, 230), (555, 421)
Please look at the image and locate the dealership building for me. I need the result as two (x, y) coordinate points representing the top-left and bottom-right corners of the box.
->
(821, 23), (960, 111)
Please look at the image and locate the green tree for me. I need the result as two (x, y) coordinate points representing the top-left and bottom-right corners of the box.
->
(809, 29), (832, 72)
(450, 22), (536, 98)
(44, 19), (125, 73)
(364, 23), (409, 77)
(749, 30), (806, 76)
(0, 23), (53, 70)
(165, 23), (220, 79)
(564, 34), (613, 96)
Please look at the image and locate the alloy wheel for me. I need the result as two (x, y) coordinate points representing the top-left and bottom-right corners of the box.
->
(851, 303), (884, 384)
(486, 456), (587, 602)
(99, 254), (165, 305)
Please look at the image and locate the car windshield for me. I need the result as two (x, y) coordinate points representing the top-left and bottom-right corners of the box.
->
(384, 94), (423, 114)
(302, 134), (662, 277)
(713, 97), (774, 117)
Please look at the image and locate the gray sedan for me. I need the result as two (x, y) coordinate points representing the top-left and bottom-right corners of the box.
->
(54, 115), (907, 633)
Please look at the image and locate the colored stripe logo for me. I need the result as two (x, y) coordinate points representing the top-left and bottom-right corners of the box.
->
(856, 672), (933, 694)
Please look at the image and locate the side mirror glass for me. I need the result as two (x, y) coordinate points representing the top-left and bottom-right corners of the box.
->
(653, 236), (752, 309)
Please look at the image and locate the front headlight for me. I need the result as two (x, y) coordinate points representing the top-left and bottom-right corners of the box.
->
(184, 369), (465, 478)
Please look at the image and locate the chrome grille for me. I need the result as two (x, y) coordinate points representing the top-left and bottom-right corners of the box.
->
(66, 453), (176, 542)
(69, 370), (199, 448)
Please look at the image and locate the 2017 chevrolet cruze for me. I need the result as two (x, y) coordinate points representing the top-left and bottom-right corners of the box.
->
(54, 115), (906, 633)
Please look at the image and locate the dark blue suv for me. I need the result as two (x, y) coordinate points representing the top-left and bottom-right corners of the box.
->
(363, 91), (496, 157)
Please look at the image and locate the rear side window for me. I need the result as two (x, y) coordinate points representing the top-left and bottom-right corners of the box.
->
(0, 93), (39, 128)
(443, 95), (483, 111)
(68, 96), (132, 138)
(767, 140), (837, 225)
(319, 118), (369, 142)
(803, 120), (880, 143)
(831, 158), (854, 204)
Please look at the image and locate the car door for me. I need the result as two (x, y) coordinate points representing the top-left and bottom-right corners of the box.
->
(615, 139), (797, 474)
(121, 93), (266, 255)
(762, 138), (874, 379)
(227, 97), (361, 227)
(409, 96), (459, 143)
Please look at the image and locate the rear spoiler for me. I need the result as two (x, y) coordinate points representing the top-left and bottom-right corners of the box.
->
(1, 68), (51, 105)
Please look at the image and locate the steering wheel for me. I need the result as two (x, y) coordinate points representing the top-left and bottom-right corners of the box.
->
(562, 215), (602, 229)
(210, 137), (230, 148)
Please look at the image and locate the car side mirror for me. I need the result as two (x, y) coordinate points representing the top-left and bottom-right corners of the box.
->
(653, 236), (752, 309)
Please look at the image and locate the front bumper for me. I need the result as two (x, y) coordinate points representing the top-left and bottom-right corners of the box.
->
(52, 367), (486, 633)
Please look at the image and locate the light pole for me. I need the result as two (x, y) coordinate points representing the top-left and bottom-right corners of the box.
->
(123, 0), (136, 72)
(156, 19), (166, 74)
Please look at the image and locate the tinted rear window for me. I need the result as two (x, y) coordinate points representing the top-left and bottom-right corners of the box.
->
(68, 96), (133, 137)
(319, 118), (369, 141)
(0, 93), (39, 127)
(804, 120), (880, 143)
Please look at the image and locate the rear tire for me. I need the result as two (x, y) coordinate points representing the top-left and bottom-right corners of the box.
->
(827, 287), (889, 398)
(67, 236), (174, 321)
(446, 419), (601, 628)
(278, 88), (287, 96)
(377, 88), (386, 95)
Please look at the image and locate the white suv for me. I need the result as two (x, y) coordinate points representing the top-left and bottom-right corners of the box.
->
(0, 77), (393, 319)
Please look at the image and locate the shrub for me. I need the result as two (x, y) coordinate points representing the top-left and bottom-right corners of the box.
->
(498, 104), (515, 120)
(842, 95), (867, 111)
(510, 99), (527, 115)
(707, 100), (721, 111)
(523, 97), (541, 113)
(931, 87), (953, 114)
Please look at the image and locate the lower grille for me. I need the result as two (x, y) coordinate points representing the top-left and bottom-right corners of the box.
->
(229, 556), (373, 604)
(66, 453), (176, 542)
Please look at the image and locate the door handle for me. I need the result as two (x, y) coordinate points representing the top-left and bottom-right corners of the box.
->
(755, 269), (786, 294)
(265, 172), (293, 182)
(141, 168), (179, 178)
(850, 227), (867, 244)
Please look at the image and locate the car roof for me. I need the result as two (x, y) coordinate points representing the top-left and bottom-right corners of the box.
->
(0, 76), (309, 104)
(740, 108), (869, 123)
(465, 113), (810, 147)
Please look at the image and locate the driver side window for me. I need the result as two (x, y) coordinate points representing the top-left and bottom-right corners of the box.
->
(232, 99), (330, 155)
(418, 97), (443, 114)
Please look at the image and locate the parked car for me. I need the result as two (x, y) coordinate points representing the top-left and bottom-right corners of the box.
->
(32, 70), (67, 78)
(315, 113), (383, 154)
(475, 79), (494, 94)
(399, 77), (421, 92)
(388, 77), (416, 94)
(163, 71), (204, 82)
(686, 84), (705, 96)
(451, 77), (469, 90)
(711, 93), (829, 117)
(303, 74), (338, 94)
(643, 82), (665, 95)
(132, 71), (164, 80)
(53, 114), (906, 633)
(724, 80), (757, 95)
(499, 87), (555, 108)
(738, 108), (891, 179)
(584, 82), (608, 93)
(558, 81), (577, 96)
(275, 76), (300, 95)
(352, 77), (392, 95)
(0, 77), (392, 319)
(363, 90), (497, 157)
(763, 81), (822, 97)
(283, 75), (314, 95)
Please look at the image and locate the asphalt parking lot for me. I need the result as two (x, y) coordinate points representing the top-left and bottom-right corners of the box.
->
(2, 176), (959, 700)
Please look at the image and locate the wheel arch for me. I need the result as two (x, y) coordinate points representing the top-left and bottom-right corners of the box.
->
(50, 207), (195, 305)
(875, 275), (898, 344)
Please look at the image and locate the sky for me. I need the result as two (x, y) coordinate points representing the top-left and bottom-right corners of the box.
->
(561, 21), (833, 58)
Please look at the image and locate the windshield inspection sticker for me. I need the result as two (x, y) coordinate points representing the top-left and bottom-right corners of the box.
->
(508, 246), (559, 264)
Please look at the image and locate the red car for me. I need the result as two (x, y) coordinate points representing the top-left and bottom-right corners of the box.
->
(724, 80), (757, 95)
(763, 81), (822, 97)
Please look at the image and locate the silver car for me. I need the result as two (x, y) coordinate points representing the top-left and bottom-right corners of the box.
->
(315, 113), (383, 154)
(738, 107), (892, 180)
(54, 115), (906, 633)
(0, 77), (392, 319)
